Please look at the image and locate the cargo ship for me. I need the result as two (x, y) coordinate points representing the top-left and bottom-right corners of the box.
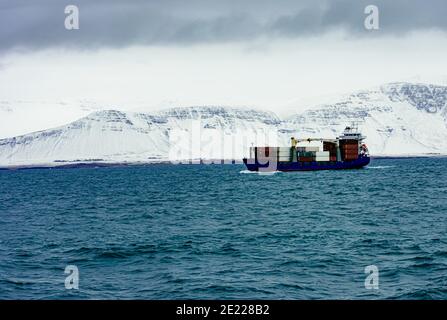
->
(243, 126), (370, 172)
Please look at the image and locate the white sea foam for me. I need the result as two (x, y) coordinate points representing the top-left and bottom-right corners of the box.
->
(367, 165), (395, 169)
(239, 170), (257, 174)
(257, 171), (279, 175)
(239, 170), (279, 175)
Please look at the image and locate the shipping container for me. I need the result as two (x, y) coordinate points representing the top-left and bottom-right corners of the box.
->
(278, 146), (292, 162)
(298, 151), (317, 157)
(299, 157), (315, 162)
(304, 147), (320, 152)
(296, 146), (320, 152)
(323, 141), (337, 149)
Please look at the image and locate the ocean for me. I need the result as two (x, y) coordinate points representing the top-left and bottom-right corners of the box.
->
(1, 157), (447, 299)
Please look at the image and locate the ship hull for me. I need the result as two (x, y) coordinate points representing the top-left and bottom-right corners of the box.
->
(243, 156), (370, 172)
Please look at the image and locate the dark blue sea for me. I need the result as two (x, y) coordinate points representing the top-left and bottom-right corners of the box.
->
(1, 157), (447, 299)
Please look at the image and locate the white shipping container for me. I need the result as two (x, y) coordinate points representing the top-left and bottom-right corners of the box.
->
(305, 147), (320, 152)
(278, 156), (291, 161)
(316, 157), (330, 161)
(316, 151), (330, 157)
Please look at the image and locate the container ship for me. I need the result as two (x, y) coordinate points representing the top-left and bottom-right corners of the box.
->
(243, 126), (370, 172)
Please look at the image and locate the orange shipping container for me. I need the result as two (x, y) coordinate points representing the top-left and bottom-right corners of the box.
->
(299, 157), (314, 162)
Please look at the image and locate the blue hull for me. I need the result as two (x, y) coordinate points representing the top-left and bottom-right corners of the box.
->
(243, 156), (370, 172)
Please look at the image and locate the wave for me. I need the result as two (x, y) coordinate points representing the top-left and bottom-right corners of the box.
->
(367, 165), (395, 169)
(239, 170), (279, 175)
(239, 170), (257, 174)
(257, 171), (279, 176)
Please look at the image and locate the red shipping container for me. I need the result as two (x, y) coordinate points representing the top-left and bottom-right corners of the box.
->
(299, 157), (314, 162)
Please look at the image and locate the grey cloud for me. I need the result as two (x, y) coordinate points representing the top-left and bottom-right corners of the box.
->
(1, 0), (447, 53)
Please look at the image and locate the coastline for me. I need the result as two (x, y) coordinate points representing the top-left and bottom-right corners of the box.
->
(1, 154), (446, 170)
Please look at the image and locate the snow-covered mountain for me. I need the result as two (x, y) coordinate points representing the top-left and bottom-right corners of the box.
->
(1, 82), (447, 166)
(0, 107), (280, 166)
(0, 99), (105, 139)
(286, 82), (447, 155)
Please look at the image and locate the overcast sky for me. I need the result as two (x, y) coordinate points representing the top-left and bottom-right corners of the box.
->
(2, 0), (447, 51)
(1, 0), (447, 114)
